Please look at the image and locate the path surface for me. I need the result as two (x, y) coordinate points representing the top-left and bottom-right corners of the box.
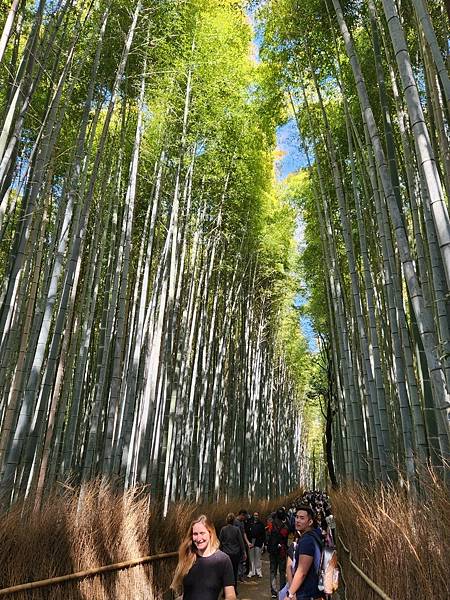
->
(237, 556), (343, 600)
(237, 556), (274, 600)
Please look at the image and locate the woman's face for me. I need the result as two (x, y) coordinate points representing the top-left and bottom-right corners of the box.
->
(192, 522), (211, 553)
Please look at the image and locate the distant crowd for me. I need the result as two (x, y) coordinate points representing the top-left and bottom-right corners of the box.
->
(170, 490), (337, 600)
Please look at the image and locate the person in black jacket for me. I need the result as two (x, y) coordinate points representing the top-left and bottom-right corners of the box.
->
(247, 511), (265, 577)
(219, 513), (246, 592)
(234, 509), (251, 580)
(266, 508), (290, 598)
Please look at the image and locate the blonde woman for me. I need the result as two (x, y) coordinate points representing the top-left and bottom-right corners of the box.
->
(171, 515), (236, 600)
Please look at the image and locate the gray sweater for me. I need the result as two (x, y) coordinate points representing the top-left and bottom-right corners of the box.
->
(219, 524), (245, 557)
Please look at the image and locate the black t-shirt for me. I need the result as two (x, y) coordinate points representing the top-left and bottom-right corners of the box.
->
(183, 550), (235, 600)
(248, 520), (266, 546)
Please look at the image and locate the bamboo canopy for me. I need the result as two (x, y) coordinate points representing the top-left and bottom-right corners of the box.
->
(259, 0), (450, 487)
(0, 0), (449, 509)
(0, 0), (309, 509)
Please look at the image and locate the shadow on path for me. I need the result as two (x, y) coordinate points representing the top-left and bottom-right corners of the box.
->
(238, 556), (272, 600)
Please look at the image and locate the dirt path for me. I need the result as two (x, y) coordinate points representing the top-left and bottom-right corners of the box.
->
(237, 557), (343, 600)
(237, 556), (274, 600)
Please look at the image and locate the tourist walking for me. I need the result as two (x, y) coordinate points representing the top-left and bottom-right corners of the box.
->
(219, 513), (246, 592)
(284, 505), (325, 599)
(170, 514), (236, 600)
(266, 507), (290, 598)
(234, 509), (251, 580)
(247, 511), (265, 577)
(278, 530), (300, 599)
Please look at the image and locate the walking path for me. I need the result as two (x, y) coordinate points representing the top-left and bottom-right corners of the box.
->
(237, 556), (274, 600)
(238, 556), (342, 600)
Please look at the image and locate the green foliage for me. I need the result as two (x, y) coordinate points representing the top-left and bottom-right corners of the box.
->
(282, 170), (329, 335)
(0, 0), (318, 501)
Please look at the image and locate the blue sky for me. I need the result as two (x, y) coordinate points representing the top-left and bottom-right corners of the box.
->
(276, 121), (318, 352)
(275, 118), (308, 180)
(247, 6), (318, 353)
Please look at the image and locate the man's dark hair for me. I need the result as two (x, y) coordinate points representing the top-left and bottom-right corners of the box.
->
(238, 509), (247, 516)
(296, 504), (316, 521)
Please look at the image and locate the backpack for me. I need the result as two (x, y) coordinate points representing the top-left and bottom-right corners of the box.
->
(299, 530), (339, 596)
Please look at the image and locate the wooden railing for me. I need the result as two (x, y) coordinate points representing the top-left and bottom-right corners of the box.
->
(338, 536), (393, 600)
(0, 552), (177, 596)
(0, 536), (394, 599)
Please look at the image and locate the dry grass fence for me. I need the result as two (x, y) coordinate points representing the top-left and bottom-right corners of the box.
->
(0, 480), (300, 599)
(0, 471), (448, 599)
(332, 467), (449, 600)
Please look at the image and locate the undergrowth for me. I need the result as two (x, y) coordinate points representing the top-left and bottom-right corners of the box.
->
(0, 480), (300, 599)
(0, 469), (448, 599)
(332, 466), (449, 599)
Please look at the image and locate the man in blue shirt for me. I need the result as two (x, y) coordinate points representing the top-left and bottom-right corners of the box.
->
(285, 505), (324, 600)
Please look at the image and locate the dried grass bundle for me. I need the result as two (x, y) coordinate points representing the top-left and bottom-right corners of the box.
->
(332, 466), (449, 599)
(0, 479), (297, 599)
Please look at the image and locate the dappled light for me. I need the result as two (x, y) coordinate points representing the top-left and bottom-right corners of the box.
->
(0, 0), (449, 598)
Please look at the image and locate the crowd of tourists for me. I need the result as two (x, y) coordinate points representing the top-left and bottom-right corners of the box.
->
(170, 490), (337, 600)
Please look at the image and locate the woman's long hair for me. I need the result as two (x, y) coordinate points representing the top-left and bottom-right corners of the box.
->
(170, 514), (219, 593)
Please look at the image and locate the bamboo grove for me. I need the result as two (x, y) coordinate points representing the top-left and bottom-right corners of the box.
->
(0, 0), (312, 509)
(259, 0), (450, 488)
